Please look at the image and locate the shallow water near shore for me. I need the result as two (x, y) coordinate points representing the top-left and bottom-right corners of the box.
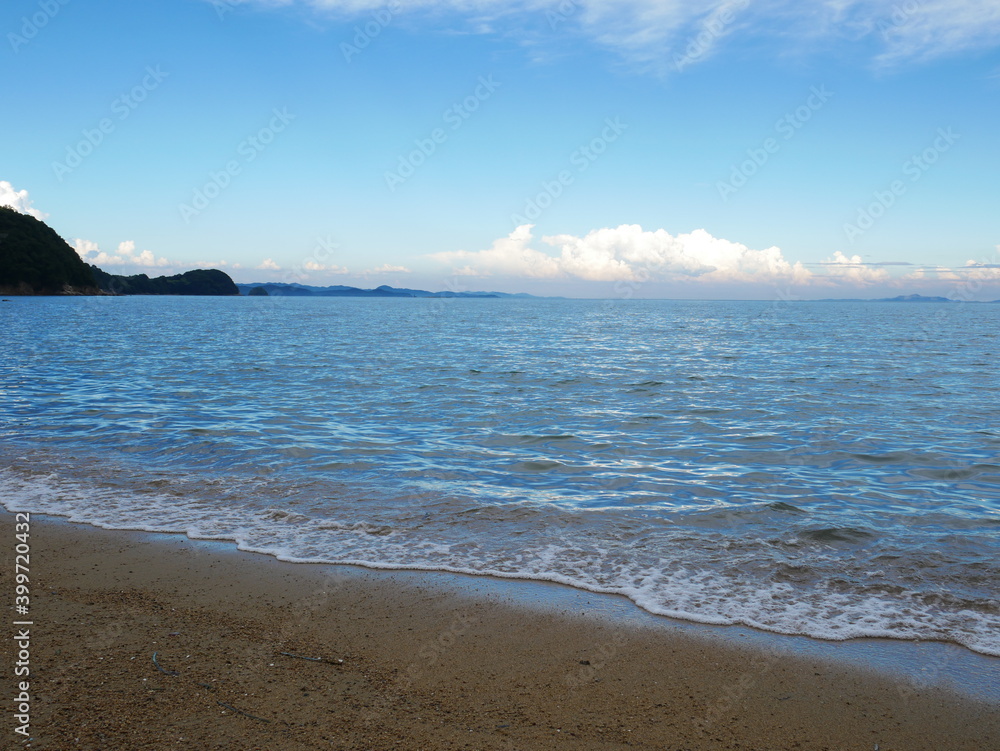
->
(2, 296), (998, 661)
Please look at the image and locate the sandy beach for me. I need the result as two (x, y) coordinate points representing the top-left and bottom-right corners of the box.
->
(2, 512), (998, 750)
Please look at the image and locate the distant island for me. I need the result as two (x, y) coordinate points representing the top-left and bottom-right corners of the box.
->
(0, 206), (237, 296)
(90, 266), (238, 296)
(235, 282), (544, 298)
(816, 294), (1000, 303)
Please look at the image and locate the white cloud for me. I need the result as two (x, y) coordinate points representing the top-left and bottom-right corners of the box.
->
(353, 263), (411, 277)
(221, 0), (1000, 69)
(302, 259), (349, 273)
(73, 239), (100, 255)
(197, 260), (246, 270)
(450, 265), (487, 276)
(0, 181), (47, 220)
(901, 265), (950, 281)
(433, 224), (812, 284)
(957, 258), (1000, 281)
(432, 224), (559, 279)
(135, 250), (168, 267)
(434, 230), (1000, 295)
(817, 250), (890, 284)
(256, 258), (281, 270)
(73, 238), (170, 268)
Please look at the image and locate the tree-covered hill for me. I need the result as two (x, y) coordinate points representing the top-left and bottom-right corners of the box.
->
(89, 266), (239, 295)
(0, 206), (99, 294)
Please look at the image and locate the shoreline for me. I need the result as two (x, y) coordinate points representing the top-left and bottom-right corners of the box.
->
(3, 512), (999, 749)
(156, 528), (1000, 705)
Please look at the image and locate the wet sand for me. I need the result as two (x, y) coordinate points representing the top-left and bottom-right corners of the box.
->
(2, 512), (998, 750)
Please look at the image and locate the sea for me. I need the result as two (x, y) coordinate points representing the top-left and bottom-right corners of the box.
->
(2, 295), (998, 658)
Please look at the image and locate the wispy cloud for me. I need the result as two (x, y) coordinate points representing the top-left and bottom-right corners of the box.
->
(899, 253), (1000, 283)
(215, 0), (1000, 70)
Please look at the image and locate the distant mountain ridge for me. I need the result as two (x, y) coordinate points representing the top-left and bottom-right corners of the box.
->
(236, 282), (546, 298)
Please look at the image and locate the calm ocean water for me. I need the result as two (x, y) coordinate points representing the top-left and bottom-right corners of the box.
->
(2, 296), (998, 655)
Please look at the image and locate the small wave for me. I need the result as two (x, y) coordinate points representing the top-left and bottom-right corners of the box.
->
(317, 521), (393, 536)
(767, 501), (806, 514)
(513, 460), (565, 472)
(850, 452), (911, 464)
(631, 380), (665, 388)
(517, 433), (577, 444)
(483, 433), (579, 448)
(911, 464), (1000, 481)
(800, 527), (876, 543)
(261, 509), (311, 523)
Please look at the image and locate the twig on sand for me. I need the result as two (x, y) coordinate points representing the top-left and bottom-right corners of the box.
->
(152, 652), (180, 676)
(217, 701), (271, 723)
(279, 652), (325, 662)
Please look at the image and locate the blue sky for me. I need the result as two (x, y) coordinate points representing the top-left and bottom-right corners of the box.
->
(2, 0), (999, 298)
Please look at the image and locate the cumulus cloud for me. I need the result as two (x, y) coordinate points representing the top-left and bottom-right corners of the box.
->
(73, 239), (170, 268)
(218, 0), (1000, 69)
(959, 257), (1000, 280)
(73, 239), (100, 255)
(433, 224), (561, 279)
(432, 224), (812, 284)
(256, 258), (281, 270)
(0, 181), (47, 220)
(816, 250), (891, 284)
(433, 229), (1000, 295)
(368, 263), (411, 273)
